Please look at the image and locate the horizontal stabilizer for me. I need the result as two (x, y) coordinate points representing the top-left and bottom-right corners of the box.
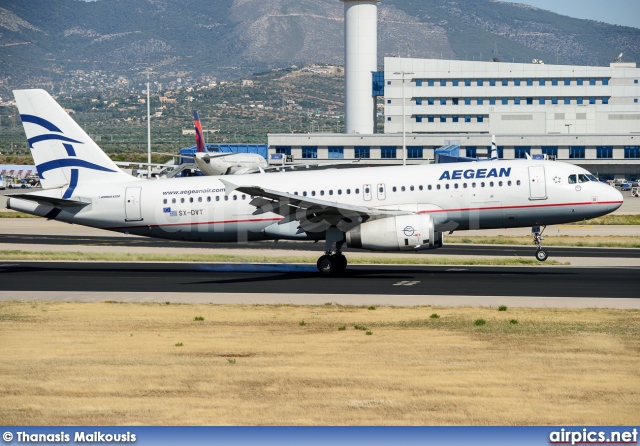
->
(8, 194), (89, 208)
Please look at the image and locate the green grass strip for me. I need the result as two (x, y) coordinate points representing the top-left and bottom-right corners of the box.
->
(0, 250), (564, 266)
(568, 214), (640, 225)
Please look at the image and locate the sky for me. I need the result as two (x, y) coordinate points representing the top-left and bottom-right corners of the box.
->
(504, 0), (640, 29)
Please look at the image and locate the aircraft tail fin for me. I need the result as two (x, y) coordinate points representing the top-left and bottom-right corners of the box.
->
(13, 89), (134, 191)
(193, 110), (206, 153)
(490, 135), (498, 160)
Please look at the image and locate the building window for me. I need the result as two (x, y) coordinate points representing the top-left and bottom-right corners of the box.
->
(564, 78), (570, 86)
(427, 79), (434, 87)
(589, 97), (596, 104)
(596, 146), (613, 159)
(477, 79), (483, 86)
(624, 146), (640, 159)
(428, 115), (435, 122)
(477, 115), (484, 123)
(526, 78), (533, 86)
(452, 98), (459, 105)
(415, 79), (422, 86)
(387, 99), (391, 104)
(552, 97), (558, 105)
(275, 146), (291, 155)
(465, 98), (471, 105)
(387, 117), (391, 121)
(466, 147), (477, 158)
(440, 115), (446, 123)
(440, 98), (447, 105)
(552, 78), (558, 86)
(497, 147), (504, 159)
(415, 115), (422, 123)
(514, 98), (520, 105)
(542, 146), (558, 158)
(515, 146), (530, 159)
(354, 146), (370, 159)
(415, 98), (422, 105)
(602, 97), (609, 104)
(564, 97), (571, 105)
(589, 78), (596, 85)
(302, 146), (318, 159)
(452, 115), (459, 122)
(489, 98), (496, 105)
(502, 79), (508, 86)
(328, 146), (344, 159)
(526, 97), (533, 105)
(477, 98), (483, 105)
(381, 146), (397, 159)
(569, 146), (586, 159)
(502, 98), (509, 105)
(514, 79), (521, 86)
(539, 98), (546, 105)
(465, 79), (471, 86)
(464, 115), (471, 123)
(452, 79), (459, 86)
(427, 98), (434, 105)
(440, 79), (446, 86)
(540, 79), (546, 86)
(602, 78), (609, 86)
(489, 79), (496, 86)
(407, 146), (423, 159)
(577, 78), (583, 86)
(577, 97), (583, 105)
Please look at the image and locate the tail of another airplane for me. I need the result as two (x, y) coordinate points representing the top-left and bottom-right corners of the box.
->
(490, 135), (498, 160)
(13, 89), (133, 191)
(193, 110), (206, 153)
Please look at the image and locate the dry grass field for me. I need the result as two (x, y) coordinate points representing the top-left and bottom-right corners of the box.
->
(1, 301), (638, 426)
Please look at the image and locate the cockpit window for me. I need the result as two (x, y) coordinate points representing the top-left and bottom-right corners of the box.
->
(587, 174), (598, 182)
(568, 174), (577, 184)
(578, 174), (589, 183)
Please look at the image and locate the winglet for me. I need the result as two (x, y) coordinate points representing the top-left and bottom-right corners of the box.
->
(218, 178), (238, 195)
(490, 135), (498, 160)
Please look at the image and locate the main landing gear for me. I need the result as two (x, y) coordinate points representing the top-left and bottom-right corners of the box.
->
(317, 227), (348, 275)
(532, 225), (548, 261)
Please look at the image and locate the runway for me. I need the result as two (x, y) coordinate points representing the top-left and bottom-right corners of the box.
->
(1, 262), (638, 308)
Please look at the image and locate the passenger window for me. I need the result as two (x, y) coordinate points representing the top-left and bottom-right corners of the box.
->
(172, 198), (176, 204)
(163, 199), (167, 204)
(401, 186), (406, 192)
(312, 191), (316, 196)
(568, 175), (577, 184)
(242, 195), (246, 200)
(233, 195), (237, 201)
(189, 197), (194, 203)
(472, 182), (476, 188)
(181, 198), (185, 203)
(498, 181), (503, 187)
(378, 186), (383, 193)
(224, 196), (229, 201)
(419, 185), (423, 191)
(517, 180), (521, 186)
(454, 183), (459, 189)
(490, 182), (494, 187)
(436, 184), (441, 190)
(410, 185), (414, 191)
(320, 191), (325, 196)
(427, 185), (432, 190)
(445, 184), (450, 189)
(303, 191), (307, 196)
(365, 187), (370, 194)
(338, 189), (342, 195)
(198, 197), (202, 202)
(347, 189), (351, 194)
(207, 196), (211, 202)
(463, 183), (467, 188)
(355, 188), (360, 194)
(329, 190), (333, 196)
(508, 181), (512, 186)
(216, 196), (220, 202)
(481, 182), (485, 187)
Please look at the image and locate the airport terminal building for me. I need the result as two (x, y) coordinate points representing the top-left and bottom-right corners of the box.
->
(268, 57), (640, 180)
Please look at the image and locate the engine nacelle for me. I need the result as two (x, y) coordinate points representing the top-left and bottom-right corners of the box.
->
(346, 214), (444, 251)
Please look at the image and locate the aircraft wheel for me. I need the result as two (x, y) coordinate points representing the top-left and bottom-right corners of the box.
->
(317, 255), (334, 275)
(535, 249), (548, 262)
(332, 254), (348, 273)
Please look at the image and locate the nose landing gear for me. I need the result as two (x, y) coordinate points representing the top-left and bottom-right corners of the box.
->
(532, 225), (548, 261)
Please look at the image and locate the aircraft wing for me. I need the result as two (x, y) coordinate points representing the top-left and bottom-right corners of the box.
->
(114, 161), (177, 168)
(219, 179), (412, 233)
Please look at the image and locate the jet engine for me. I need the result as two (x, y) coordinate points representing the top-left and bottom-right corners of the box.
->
(346, 214), (443, 251)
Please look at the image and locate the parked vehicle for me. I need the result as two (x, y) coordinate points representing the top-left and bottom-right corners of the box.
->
(620, 182), (632, 191)
(0, 177), (5, 190)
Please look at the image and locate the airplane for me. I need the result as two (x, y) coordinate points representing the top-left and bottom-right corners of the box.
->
(189, 110), (268, 175)
(7, 89), (624, 274)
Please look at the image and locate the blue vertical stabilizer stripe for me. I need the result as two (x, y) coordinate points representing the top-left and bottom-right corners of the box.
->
(63, 169), (79, 199)
(27, 134), (83, 149)
(20, 114), (63, 132)
(63, 143), (76, 156)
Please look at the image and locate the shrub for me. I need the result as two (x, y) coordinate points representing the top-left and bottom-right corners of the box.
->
(338, 326), (346, 331)
(498, 305), (508, 311)
(510, 319), (519, 325)
(175, 342), (183, 347)
(299, 320), (306, 326)
(474, 319), (486, 326)
(366, 331), (373, 335)
(194, 316), (205, 321)
(430, 313), (440, 319)
(368, 306), (376, 310)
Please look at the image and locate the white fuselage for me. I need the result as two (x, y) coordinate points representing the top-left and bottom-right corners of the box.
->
(193, 152), (268, 176)
(9, 159), (623, 245)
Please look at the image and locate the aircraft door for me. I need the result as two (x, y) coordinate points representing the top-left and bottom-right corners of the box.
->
(377, 183), (386, 201)
(363, 184), (372, 201)
(125, 187), (143, 221)
(528, 166), (547, 200)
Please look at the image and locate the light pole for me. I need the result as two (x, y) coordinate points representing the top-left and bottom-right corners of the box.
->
(146, 70), (151, 179)
(394, 69), (413, 165)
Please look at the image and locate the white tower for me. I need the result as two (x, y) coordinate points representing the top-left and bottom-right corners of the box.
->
(342, 0), (379, 134)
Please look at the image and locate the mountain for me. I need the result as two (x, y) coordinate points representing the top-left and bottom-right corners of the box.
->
(0, 0), (638, 97)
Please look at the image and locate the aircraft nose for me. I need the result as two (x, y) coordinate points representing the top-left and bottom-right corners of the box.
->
(607, 184), (624, 212)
